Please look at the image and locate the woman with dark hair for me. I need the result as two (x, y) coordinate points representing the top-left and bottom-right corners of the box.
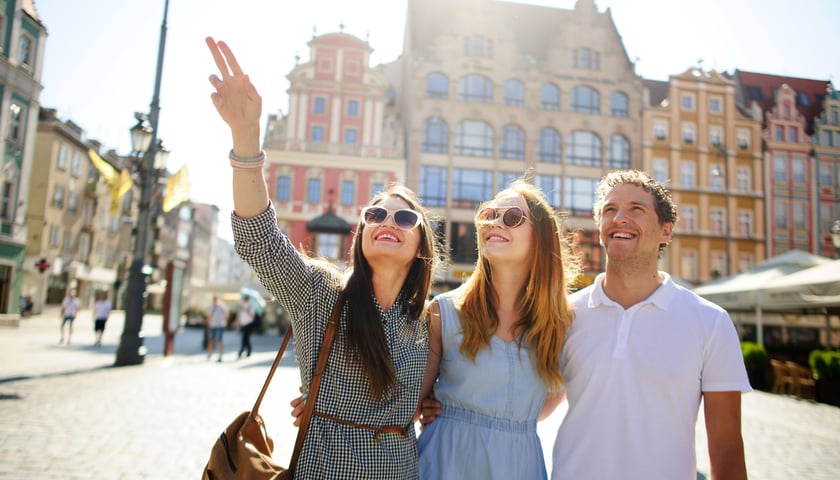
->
(417, 180), (578, 479)
(206, 37), (443, 479)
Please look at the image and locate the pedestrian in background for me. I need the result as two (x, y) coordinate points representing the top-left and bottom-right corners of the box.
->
(206, 295), (227, 362)
(236, 295), (256, 359)
(59, 290), (81, 345)
(92, 291), (112, 347)
(551, 170), (750, 479)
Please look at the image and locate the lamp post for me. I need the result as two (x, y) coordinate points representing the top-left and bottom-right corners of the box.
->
(115, 0), (170, 366)
(712, 144), (732, 276)
(831, 220), (840, 259)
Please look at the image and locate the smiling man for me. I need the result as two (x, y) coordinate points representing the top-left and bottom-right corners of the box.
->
(552, 169), (751, 480)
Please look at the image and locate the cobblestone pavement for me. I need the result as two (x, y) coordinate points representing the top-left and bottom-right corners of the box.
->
(1, 308), (838, 479)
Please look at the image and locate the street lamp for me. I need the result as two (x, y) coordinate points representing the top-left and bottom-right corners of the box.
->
(115, 0), (170, 366)
(831, 220), (840, 258)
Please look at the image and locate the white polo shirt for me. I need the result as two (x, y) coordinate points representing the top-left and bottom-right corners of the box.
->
(552, 272), (751, 480)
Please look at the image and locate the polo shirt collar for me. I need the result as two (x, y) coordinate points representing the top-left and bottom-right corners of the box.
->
(587, 271), (677, 311)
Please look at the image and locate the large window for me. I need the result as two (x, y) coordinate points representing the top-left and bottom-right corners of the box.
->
(313, 97), (326, 114)
(275, 176), (291, 201)
(344, 129), (357, 145)
(422, 116), (449, 153)
(452, 168), (492, 208)
(541, 83), (560, 110)
(564, 177), (598, 216)
(792, 157), (806, 183)
(426, 72), (448, 99)
(652, 159), (668, 183)
(306, 178), (321, 203)
(537, 175), (561, 207)
(311, 126), (324, 143)
(571, 86), (599, 114)
(681, 205), (697, 232)
(504, 79), (525, 106)
(346, 100), (359, 117)
(499, 124), (525, 160)
(420, 166), (447, 207)
(775, 199), (788, 229)
(568, 131), (602, 167)
(455, 121), (494, 157)
(680, 161), (696, 187)
(773, 154), (787, 182)
(458, 74), (494, 104)
(538, 128), (562, 163)
(340, 180), (354, 206)
(611, 91), (629, 116)
(8, 104), (22, 141)
(315, 233), (341, 260)
(451, 222), (478, 264)
(497, 172), (521, 193)
(607, 135), (630, 169)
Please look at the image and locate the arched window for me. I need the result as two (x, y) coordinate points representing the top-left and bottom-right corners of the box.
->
(610, 91), (629, 116)
(538, 127), (562, 163)
(422, 116), (449, 153)
(459, 74), (494, 104)
(541, 83), (560, 110)
(608, 134), (630, 168)
(455, 120), (494, 157)
(504, 79), (525, 106)
(571, 86), (600, 114)
(500, 124), (525, 159)
(568, 131), (602, 166)
(426, 72), (448, 99)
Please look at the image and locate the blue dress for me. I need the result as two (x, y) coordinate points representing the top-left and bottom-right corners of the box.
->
(418, 289), (548, 479)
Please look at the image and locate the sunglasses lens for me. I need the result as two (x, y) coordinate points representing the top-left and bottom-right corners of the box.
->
(393, 210), (420, 229)
(503, 207), (525, 227)
(477, 208), (497, 222)
(363, 206), (387, 225)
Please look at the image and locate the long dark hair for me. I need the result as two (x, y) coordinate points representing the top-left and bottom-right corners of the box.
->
(343, 184), (441, 400)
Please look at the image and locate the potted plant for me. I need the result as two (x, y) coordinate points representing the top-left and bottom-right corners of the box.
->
(809, 350), (840, 406)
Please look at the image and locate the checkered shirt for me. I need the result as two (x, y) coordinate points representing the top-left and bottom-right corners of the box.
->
(232, 205), (428, 479)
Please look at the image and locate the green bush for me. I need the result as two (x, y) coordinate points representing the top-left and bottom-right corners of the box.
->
(809, 350), (840, 380)
(741, 341), (769, 370)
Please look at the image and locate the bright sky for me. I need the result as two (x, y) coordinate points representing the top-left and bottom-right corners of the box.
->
(34, 0), (840, 242)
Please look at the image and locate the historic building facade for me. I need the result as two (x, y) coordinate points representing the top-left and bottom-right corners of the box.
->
(733, 70), (837, 258)
(399, 0), (643, 287)
(0, 0), (45, 316)
(643, 68), (765, 284)
(262, 30), (405, 264)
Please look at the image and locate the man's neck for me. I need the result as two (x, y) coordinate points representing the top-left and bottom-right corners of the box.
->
(602, 263), (663, 309)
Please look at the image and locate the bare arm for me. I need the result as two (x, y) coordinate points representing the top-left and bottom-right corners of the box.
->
(703, 391), (747, 480)
(538, 391), (566, 421)
(205, 36), (268, 218)
(415, 301), (442, 422)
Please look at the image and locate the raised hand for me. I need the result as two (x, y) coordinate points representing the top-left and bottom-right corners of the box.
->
(205, 36), (262, 155)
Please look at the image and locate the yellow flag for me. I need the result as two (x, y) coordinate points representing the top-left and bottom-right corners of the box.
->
(162, 164), (190, 212)
(88, 149), (134, 215)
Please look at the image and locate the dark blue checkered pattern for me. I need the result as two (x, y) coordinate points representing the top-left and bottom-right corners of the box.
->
(232, 205), (428, 479)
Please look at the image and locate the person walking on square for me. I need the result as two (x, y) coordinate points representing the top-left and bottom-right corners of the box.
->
(236, 295), (256, 358)
(551, 170), (751, 479)
(59, 290), (81, 345)
(92, 292), (112, 347)
(206, 295), (228, 362)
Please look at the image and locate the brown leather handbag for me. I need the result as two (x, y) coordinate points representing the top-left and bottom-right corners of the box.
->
(202, 315), (338, 480)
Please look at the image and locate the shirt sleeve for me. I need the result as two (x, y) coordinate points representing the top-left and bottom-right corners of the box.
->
(701, 309), (752, 393)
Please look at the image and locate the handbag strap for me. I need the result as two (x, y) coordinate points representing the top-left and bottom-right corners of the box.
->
(249, 325), (293, 415)
(247, 300), (341, 477)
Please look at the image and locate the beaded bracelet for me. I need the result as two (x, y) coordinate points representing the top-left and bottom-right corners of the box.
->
(229, 149), (266, 169)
